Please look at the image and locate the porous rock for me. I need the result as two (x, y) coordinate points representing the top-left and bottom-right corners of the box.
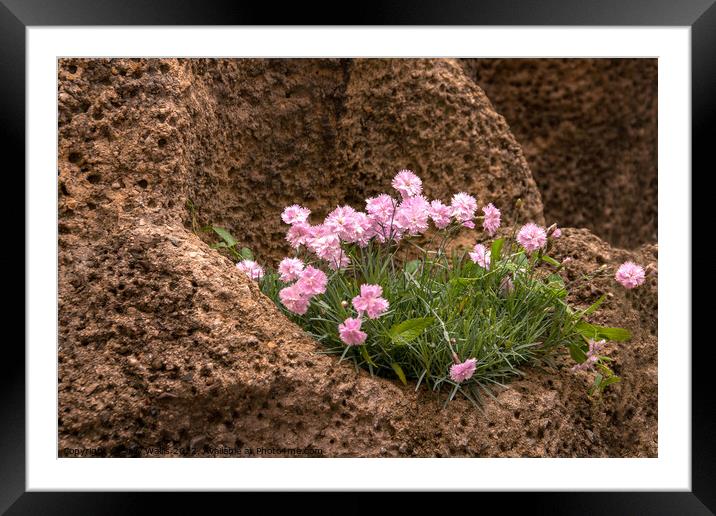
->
(462, 59), (658, 249)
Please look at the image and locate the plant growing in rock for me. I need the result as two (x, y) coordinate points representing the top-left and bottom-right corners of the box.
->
(220, 170), (645, 403)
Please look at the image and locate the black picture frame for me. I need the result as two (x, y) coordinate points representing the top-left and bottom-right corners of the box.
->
(5, 0), (711, 513)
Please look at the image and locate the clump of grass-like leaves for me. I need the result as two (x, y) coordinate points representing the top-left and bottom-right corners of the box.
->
(211, 170), (638, 404)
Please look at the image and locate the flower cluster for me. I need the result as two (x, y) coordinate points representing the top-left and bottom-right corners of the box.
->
(277, 260), (328, 315)
(278, 170), (496, 270)
(337, 283), (391, 346)
(226, 169), (648, 398)
(272, 169), (505, 376)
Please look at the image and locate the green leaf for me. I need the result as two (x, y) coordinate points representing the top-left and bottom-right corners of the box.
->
(388, 317), (435, 344)
(547, 274), (564, 286)
(569, 343), (587, 363)
(546, 274), (567, 298)
(541, 255), (561, 267)
(239, 247), (254, 260)
(600, 375), (621, 389)
(404, 260), (421, 275)
(576, 321), (631, 342)
(211, 226), (237, 248)
(210, 242), (228, 249)
(582, 294), (607, 317)
(449, 277), (479, 288)
(491, 238), (504, 264)
(359, 345), (376, 366)
(390, 362), (408, 386)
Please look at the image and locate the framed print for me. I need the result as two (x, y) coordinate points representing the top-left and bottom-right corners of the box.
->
(6, 0), (712, 512)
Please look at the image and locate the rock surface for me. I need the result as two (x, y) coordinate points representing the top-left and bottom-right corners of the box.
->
(58, 58), (656, 457)
(59, 58), (542, 265)
(463, 59), (658, 249)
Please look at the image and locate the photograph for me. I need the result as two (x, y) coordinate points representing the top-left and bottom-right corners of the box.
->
(56, 57), (658, 459)
(8, 2), (708, 507)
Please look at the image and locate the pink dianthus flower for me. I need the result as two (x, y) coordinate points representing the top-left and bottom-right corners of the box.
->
(450, 192), (478, 226)
(281, 204), (311, 225)
(449, 358), (477, 383)
(278, 257), (305, 282)
(306, 226), (342, 261)
(366, 194), (401, 242)
(236, 259), (264, 280)
(429, 200), (452, 229)
(279, 284), (310, 315)
(394, 195), (430, 235)
(391, 169), (423, 199)
(366, 194), (397, 221)
(285, 221), (312, 249)
(352, 284), (390, 319)
(482, 203), (501, 236)
(469, 243), (491, 269)
(517, 223), (547, 253)
(615, 261), (645, 289)
(325, 205), (369, 243)
(296, 265), (328, 296)
(338, 317), (367, 346)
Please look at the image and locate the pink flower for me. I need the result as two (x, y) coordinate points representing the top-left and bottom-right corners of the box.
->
(285, 221), (312, 249)
(572, 339), (607, 372)
(365, 194), (403, 242)
(517, 223), (547, 253)
(482, 203), (501, 236)
(296, 265), (328, 296)
(279, 284), (310, 315)
(352, 284), (390, 319)
(325, 205), (369, 243)
(450, 192), (478, 225)
(615, 261), (645, 289)
(278, 257), (305, 282)
(236, 260), (264, 280)
(552, 227), (562, 238)
(339, 317), (367, 346)
(588, 339), (606, 356)
(366, 194), (397, 221)
(449, 358), (477, 383)
(306, 226), (342, 261)
(469, 243), (491, 269)
(391, 169), (422, 199)
(281, 204), (311, 225)
(429, 200), (452, 229)
(394, 195), (430, 235)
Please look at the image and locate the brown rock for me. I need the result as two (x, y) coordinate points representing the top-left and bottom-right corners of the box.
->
(462, 59), (657, 249)
(58, 58), (543, 265)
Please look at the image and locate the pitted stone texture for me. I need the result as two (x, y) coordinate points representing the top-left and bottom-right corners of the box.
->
(463, 58), (657, 249)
